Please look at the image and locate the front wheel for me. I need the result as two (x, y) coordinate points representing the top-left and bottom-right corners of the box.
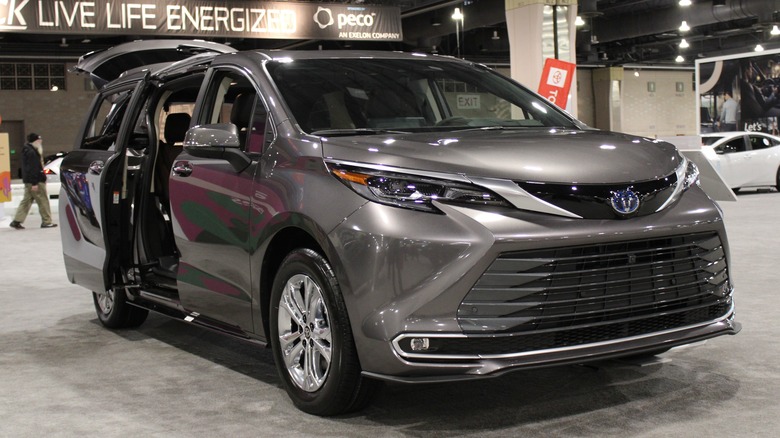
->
(270, 249), (380, 416)
(93, 288), (148, 329)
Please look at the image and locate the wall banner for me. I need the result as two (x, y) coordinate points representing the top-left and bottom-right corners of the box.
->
(0, 1), (402, 41)
(0, 133), (11, 203)
(537, 58), (576, 110)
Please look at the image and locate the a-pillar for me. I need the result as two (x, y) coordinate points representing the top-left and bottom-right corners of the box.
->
(592, 67), (623, 132)
(505, 0), (578, 117)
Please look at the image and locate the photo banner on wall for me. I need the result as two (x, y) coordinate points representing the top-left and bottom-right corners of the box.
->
(697, 49), (780, 134)
(537, 58), (576, 110)
(0, 1), (402, 41)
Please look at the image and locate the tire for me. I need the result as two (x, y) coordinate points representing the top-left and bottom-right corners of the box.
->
(270, 249), (380, 416)
(775, 167), (780, 191)
(92, 288), (149, 329)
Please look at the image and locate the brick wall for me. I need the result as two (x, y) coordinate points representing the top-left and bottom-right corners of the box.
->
(0, 62), (96, 157)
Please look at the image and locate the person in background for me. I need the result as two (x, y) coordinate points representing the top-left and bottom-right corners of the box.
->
(9, 133), (57, 229)
(719, 91), (738, 132)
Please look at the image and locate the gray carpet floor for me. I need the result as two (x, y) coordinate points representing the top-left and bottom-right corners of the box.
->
(0, 190), (777, 437)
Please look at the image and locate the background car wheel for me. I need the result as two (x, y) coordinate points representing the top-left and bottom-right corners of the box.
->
(92, 288), (149, 329)
(270, 248), (380, 416)
(775, 167), (780, 190)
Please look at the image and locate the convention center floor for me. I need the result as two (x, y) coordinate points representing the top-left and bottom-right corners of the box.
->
(1, 191), (778, 437)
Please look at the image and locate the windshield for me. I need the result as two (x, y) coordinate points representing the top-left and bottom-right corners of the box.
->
(265, 57), (579, 134)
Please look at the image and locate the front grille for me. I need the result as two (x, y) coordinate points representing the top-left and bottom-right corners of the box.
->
(516, 175), (677, 219)
(458, 233), (732, 343)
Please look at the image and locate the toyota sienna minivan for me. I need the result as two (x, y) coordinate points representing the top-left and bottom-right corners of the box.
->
(60, 40), (740, 415)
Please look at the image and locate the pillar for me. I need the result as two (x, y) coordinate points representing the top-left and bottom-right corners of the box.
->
(592, 67), (623, 132)
(505, 0), (578, 117)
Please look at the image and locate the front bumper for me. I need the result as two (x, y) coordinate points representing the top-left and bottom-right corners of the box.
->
(371, 307), (739, 383)
(328, 186), (739, 381)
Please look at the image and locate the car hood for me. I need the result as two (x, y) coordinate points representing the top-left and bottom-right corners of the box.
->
(321, 129), (681, 184)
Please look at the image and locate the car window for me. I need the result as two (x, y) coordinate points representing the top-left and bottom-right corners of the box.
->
(721, 137), (747, 153)
(200, 69), (270, 153)
(748, 134), (780, 150)
(81, 90), (132, 150)
(702, 136), (724, 146)
(265, 58), (577, 134)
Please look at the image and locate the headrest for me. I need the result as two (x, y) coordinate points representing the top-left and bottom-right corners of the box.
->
(230, 93), (256, 128)
(164, 113), (191, 144)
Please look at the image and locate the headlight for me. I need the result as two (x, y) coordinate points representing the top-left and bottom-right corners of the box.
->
(656, 155), (700, 213)
(329, 164), (510, 213)
(682, 157), (700, 190)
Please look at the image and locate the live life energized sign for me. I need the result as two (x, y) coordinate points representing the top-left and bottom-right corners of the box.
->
(537, 58), (576, 110)
(0, 0), (402, 41)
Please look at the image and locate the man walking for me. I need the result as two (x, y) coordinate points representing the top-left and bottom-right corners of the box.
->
(9, 133), (57, 229)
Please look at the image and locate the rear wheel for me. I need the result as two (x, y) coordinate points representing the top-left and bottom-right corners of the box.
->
(93, 288), (148, 329)
(270, 249), (380, 416)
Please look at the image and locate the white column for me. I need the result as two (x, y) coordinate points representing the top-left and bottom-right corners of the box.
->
(505, 0), (578, 117)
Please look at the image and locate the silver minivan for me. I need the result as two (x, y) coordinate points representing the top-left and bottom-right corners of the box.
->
(60, 41), (740, 416)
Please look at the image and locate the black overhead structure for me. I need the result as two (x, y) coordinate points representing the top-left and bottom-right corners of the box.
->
(0, 0), (779, 67)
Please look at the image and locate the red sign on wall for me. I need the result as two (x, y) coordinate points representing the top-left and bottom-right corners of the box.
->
(537, 58), (576, 109)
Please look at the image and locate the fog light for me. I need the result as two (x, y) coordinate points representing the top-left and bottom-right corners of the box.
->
(410, 338), (430, 351)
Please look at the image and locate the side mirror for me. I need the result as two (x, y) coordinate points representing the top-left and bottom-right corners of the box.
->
(183, 124), (251, 172)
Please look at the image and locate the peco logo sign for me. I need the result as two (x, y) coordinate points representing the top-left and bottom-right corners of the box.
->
(0, 0), (402, 41)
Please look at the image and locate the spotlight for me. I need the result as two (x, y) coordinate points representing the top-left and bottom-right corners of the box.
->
(679, 21), (690, 32)
(575, 16), (586, 26)
(755, 44), (765, 52)
(679, 0), (692, 6)
(771, 25), (780, 36)
(676, 55), (685, 63)
(679, 38), (689, 48)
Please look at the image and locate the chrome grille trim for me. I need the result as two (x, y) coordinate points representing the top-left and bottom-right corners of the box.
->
(458, 232), (731, 335)
(392, 305), (736, 360)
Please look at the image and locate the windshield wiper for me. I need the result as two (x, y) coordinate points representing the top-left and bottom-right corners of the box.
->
(310, 128), (412, 136)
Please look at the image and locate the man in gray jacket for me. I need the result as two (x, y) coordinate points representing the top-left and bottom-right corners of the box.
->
(9, 133), (57, 229)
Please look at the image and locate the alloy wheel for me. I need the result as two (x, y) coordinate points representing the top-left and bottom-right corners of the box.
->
(277, 274), (332, 392)
(96, 289), (115, 315)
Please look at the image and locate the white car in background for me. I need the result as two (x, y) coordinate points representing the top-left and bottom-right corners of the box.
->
(701, 132), (780, 192)
(43, 152), (67, 199)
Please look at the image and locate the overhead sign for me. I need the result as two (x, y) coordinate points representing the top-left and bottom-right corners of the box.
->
(0, 1), (402, 41)
(537, 58), (576, 109)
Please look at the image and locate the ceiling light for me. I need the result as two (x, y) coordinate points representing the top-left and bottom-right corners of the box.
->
(59, 37), (68, 48)
(679, 0), (692, 6)
(676, 55), (685, 63)
(452, 7), (463, 21)
(575, 16), (586, 26)
(679, 20), (690, 32)
(492, 30), (500, 40)
(50, 85), (59, 91)
(679, 38), (689, 48)
(634, 70), (640, 77)
(755, 44), (765, 52)
(772, 25), (780, 36)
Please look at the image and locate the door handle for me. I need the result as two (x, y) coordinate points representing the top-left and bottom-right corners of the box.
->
(172, 161), (193, 177)
(88, 160), (104, 175)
